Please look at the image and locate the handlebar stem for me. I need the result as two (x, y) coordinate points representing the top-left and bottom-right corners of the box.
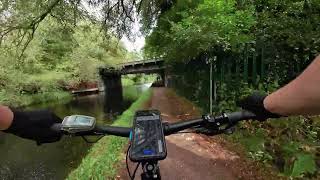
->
(163, 118), (204, 135)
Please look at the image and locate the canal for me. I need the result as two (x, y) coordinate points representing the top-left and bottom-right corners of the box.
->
(0, 84), (151, 180)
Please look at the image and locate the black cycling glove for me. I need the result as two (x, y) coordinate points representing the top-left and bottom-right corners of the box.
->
(3, 109), (62, 145)
(237, 92), (281, 121)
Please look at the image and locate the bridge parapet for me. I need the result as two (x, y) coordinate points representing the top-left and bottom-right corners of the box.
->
(118, 59), (164, 68)
(99, 59), (165, 76)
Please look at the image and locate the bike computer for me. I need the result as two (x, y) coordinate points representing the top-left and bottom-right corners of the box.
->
(61, 115), (96, 133)
(129, 110), (167, 162)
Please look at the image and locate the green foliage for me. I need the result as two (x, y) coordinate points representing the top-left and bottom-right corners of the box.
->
(145, 0), (320, 178)
(0, 88), (71, 107)
(291, 154), (316, 177)
(55, 21), (127, 85)
(145, 0), (320, 82)
(145, 0), (256, 60)
(226, 113), (319, 178)
(66, 90), (152, 179)
(213, 82), (319, 178)
(122, 78), (135, 86)
(40, 24), (75, 68)
(122, 74), (157, 86)
(253, 0), (320, 82)
(0, 15), (128, 106)
(168, 60), (319, 178)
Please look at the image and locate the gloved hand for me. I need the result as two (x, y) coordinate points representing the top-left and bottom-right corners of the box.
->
(237, 92), (281, 121)
(4, 109), (62, 145)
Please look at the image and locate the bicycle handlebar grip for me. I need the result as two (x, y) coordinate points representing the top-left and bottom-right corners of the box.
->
(227, 111), (256, 123)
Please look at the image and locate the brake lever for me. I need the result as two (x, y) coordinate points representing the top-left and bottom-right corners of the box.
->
(195, 114), (238, 136)
(224, 126), (236, 135)
(193, 126), (223, 136)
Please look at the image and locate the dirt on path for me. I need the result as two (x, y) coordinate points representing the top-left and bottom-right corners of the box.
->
(117, 87), (281, 180)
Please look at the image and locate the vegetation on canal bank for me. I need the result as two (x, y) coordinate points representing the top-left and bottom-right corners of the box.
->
(0, 71), (72, 107)
(2, 0), (319, 179)
(0, 1), (139, 107)
(66, 89), (151, 180)
(0, 18), (128, 107)
(143, 0), (320, 178)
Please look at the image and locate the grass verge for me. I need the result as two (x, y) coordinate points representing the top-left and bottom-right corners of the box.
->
(123, 86), (140, 102)
(66, 89), (152, 180)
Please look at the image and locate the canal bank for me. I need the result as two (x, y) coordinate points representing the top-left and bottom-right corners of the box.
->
(66, 89), (152, 179)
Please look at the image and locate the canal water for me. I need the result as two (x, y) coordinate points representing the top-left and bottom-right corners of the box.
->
(0, 84), (151, 180)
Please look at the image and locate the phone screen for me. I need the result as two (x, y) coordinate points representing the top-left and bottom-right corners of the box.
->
(130, 110), (166, 162)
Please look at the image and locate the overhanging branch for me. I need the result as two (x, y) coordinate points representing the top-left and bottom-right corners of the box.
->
(0, 0), (62, 56)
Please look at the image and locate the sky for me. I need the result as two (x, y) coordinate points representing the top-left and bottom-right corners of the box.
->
(120, 18), (146, 52)
(121, 35), (145, 52)
(82, 1), (145, 52)
(120, 7), (146, 52)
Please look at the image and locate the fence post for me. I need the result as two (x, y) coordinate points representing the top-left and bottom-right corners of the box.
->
(235, 57), (240, 81)
(253, 53), (257, 84)
(207, 56), (216, 115)
(227, 57), (232, 80)
(261, 31), (265, 80)
(220, 57), (224, 83)
(209, 58), (213, 114)
(244, 44), (249, 82)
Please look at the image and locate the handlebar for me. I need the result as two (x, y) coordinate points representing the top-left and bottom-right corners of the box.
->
(51, 110), (256, 137)
(51, 124), (131, 137)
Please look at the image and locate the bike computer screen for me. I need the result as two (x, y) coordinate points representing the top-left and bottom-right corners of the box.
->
(61, 115), (96, 133)
(129, 110), (167, 162)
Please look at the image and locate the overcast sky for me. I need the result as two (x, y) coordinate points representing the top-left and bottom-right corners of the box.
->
(82, 1), (145, 52)
(121, 35), (145, 52)
(120, 18), (145, 52)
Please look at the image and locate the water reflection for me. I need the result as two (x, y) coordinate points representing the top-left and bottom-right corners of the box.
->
(0, 93), (106, 180)
(0, 134), (89, 180)
(0, 84), (150, 180)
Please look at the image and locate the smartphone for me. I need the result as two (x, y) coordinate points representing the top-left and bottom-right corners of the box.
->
(129, 110), (167, 162)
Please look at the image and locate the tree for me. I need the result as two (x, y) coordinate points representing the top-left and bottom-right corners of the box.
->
(0, 0), (173, 57)
(144, 0), (256, 61)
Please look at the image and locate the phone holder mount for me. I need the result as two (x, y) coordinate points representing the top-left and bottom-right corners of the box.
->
(141, 161), (161, 180)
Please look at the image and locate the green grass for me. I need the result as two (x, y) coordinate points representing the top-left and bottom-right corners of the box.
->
(123, 86), (140, 101)
(66, 89), (152, 180)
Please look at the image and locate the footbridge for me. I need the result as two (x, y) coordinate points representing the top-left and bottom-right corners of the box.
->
(99, 59), (168, 112)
